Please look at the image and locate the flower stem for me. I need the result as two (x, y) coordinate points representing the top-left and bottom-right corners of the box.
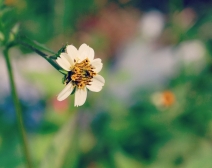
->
(17, 40), (67, 75)
(3, 48), (33, 168)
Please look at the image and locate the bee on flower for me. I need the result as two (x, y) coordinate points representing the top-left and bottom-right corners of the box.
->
(56, 43), (105, 107)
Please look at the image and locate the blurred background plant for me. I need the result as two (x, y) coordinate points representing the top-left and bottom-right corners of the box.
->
(1, 0), (212, 168)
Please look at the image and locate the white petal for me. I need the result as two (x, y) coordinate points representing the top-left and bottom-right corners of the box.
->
(56, 57), (70, 71)
(74, 88), (87, 107)
(58, 54), (70, 66)
(87, 47), (94, 61)
(94, 74), (105, 84)
(60, 53), (74, 68)
(86, 75), (105, 92)
(78, 43), (94, 61)
(57, 83), (74, 101)
(91, 58), (103, 73)
(66, 45), (79, 62)
(78, 43), (89, 61)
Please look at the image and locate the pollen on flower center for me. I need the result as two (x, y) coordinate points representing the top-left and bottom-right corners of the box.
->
(65, 58), (96, 89)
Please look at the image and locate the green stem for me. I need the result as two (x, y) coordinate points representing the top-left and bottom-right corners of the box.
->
(17, 40), (67, 75)
(18, 40), (60, 69)
(3, 48), (33, 168)
(18, 35), (56, 55)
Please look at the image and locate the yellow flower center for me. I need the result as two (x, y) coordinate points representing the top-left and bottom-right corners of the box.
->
(65, 58), (96, 89)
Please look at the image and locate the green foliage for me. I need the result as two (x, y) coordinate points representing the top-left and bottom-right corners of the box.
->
(0, 4), (18, 46)
(2, 0), (212, 168)
(17, 0), (96, 43)
(40, 115), (79, 168)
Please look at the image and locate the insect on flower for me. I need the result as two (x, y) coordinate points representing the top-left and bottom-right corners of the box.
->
(56, 43), (105, 107)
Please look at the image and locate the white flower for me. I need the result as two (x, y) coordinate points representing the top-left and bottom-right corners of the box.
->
(56, 43), (105, 107)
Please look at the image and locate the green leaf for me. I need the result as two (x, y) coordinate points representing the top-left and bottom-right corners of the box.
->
(56, 45), (67, 58)
(40, 114), (79, 168)
(112, 149), (144, 168)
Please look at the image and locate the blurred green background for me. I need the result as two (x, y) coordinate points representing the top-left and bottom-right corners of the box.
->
(1, 0), (212, 167)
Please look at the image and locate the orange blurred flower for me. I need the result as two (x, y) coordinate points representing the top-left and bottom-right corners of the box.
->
(152, 90), (176, 108)
(162, 91), (175, 107)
